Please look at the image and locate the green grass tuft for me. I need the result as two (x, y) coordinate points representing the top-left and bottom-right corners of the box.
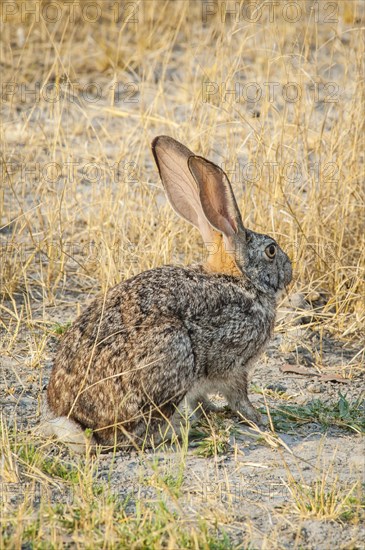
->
(52, 322), (72, 335)
(189, 414), (238, 457)
(267, 394), (365, 434)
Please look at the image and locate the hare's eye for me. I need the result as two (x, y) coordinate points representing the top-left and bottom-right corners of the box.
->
(265, 244), (277, 259)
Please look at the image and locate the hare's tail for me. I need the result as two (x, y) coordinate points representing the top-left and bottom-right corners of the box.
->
(37, 399), (96, 453)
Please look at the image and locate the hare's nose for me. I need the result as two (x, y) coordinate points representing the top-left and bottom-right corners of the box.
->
(284, 261), (293, 286)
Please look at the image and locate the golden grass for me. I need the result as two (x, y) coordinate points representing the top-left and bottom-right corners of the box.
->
(1, 0), (364, 343)
(282, 444), (365, 523)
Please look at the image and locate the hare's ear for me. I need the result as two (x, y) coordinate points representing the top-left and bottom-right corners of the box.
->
(188, 156), (245, 238)
(152, 136), (216, 244)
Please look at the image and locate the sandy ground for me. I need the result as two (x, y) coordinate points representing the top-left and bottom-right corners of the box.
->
(1, 295), (364, 548)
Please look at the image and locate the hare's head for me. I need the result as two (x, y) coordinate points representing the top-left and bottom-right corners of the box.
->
(152, 136), (292, 296)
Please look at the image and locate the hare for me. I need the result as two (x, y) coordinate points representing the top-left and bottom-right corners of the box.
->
(42, 136), (292, 452)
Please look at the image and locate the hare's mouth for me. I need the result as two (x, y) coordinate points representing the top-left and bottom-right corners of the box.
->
(276, 282), (292, 302)
(275, 287), (286, 300)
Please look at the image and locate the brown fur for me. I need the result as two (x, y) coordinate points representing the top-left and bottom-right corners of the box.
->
(204, 232), (242, 277)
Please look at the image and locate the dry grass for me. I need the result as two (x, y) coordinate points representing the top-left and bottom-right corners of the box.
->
(1, 0), (364, 339)
(1, 0), (364, 547)
(282, 447), (365, 523)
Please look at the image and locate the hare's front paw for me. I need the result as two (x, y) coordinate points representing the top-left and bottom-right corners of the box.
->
(236, 402), (262, 425)
(190, 398), (220, 419)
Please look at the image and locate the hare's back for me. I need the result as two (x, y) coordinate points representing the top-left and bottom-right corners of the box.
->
(47, 266), (206, 427)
